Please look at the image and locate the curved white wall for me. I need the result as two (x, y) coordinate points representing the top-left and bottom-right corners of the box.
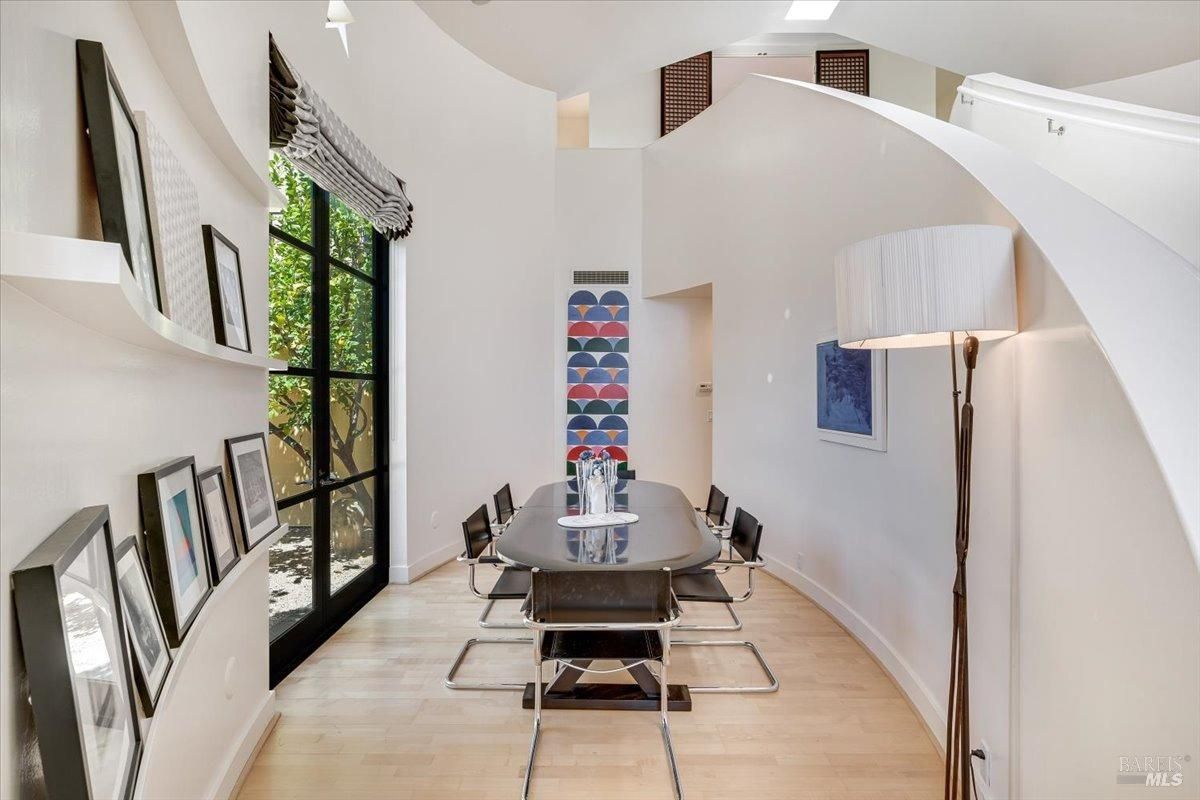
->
(952, 73), (1200, 267)
(171, 0), (560, 578)
(643, 75), (1199, 799)
(2, 0), (559, 796)
(0, 2), (272, 797)
(1075, 59), (1200, 117)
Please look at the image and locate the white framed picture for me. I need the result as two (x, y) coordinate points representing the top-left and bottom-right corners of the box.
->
(225, 433), (281, 551)
(815, 332), (887, 451)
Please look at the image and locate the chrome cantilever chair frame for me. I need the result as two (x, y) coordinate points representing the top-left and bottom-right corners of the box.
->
(673, 555), (778, 694)
(444, 547), (532, 690)
(465, 542), (527, 630)
(522, 568), (684, 800)
(445, 505), (532, 690)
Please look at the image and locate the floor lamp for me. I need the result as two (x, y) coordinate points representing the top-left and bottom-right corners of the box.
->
(833, 225), (1017, 800)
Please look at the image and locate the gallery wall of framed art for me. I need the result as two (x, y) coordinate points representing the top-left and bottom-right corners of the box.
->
(2, 12), (280, 800)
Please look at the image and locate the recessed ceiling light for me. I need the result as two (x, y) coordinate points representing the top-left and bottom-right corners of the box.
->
(785, 0), (840, 21)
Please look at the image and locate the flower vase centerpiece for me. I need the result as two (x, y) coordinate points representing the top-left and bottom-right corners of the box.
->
(557, 451), (639, 528)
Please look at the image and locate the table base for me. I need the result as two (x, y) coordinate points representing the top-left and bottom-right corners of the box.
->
(521, 682), (693, 711)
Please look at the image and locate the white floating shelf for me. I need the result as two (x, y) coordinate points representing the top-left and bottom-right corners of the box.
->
(1, 230), (286, 371)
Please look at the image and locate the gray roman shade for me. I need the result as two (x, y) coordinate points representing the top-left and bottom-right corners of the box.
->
(269, 35), (413, 239)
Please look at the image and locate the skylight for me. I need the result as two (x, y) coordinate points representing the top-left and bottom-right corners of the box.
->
(785, 0), (841, 21)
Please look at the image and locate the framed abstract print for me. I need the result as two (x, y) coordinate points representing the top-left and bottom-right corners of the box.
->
(816, 334), (887, 451)
(202, 225), (251, 352)
(226, 433), (281, 551)
(137, 456), (213, 646)
(12, 506), (142, 800)
(197, 466), (241, 583)
(77, 39), (161, 311)
(113, 536), (172, 715)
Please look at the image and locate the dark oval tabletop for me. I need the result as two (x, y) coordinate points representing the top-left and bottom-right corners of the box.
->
(496, 480), (721, 572)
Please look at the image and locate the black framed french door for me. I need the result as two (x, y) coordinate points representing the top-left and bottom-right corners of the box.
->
(266, 155), (389, 685)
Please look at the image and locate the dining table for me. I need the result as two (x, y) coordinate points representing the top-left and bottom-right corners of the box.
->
(496, 479), (722, 711)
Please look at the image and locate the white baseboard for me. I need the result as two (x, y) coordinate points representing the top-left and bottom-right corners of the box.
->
(762, 554), (947, 753)
(212, 690), (276, 800)
(390, 540), (460, 584)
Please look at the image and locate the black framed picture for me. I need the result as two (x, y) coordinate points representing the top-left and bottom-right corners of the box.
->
(12, 506), (143, 800)
(137, 457), (213, 647)
(77, 39), (161, 311)
(225, 433), (281, 552)
(113, 537), (172, 715)
(201, 225), (251, 352)
(197, 466), (241, 583)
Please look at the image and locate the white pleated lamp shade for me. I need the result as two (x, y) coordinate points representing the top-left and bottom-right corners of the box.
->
(835, 224), (1017, 349)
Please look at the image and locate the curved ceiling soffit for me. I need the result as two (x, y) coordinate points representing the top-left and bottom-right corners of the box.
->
(128, 1), (280, 207)
(664, 74), (1200, 564)
(785, 0), (1200, 89)
(414, 0), (791, 97)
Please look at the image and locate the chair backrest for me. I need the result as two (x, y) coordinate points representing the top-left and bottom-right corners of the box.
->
(529, 568), (673, 624)
(494, 483), (516, 525)
(704, 484), (729, 526)
(617, 468), (636, 480)
(729, 507), (763, 563)
(461, 504), (493, 559)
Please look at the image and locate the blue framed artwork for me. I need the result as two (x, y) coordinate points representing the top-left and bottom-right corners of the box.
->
(816, 335), (887, 451)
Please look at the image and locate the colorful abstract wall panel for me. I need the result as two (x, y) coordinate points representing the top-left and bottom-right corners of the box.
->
(567, 289), (630, 474)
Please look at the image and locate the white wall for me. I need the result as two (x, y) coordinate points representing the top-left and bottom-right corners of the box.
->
(1074, 59), (1200, 116)
(589, 69), (661, 149)
(555, 149), (712, 503)
(713, 56), (813, 103)
(953, 73), (1200, 267)
(0, 1), (272, 797)
(2, 0), (559, 795)
(588, 45), (936, 150)
(643, 75), (1199, 799)
(173, 0), (560, 579)
(868, 46), (936, 116)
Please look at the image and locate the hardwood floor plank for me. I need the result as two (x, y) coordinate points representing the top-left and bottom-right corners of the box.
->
(237, 560), (941, 799)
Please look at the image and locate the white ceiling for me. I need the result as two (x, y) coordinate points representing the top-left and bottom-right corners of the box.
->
(779, 1), (1200, 88)
(416, 0), (1200, 96)
(414, 0), (791, 97)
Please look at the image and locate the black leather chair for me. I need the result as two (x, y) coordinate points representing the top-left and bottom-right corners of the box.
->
(695, 484), (731, 530)
(672, 507), (779, 693)
(445, 505), (531, 690)
(522, 568), (682, 800)
(493, 482), (520, 531)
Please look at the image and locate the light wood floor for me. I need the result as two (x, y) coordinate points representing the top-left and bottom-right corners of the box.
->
(237, 561), (943, 799)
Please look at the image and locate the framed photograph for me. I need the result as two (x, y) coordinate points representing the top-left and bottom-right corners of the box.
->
(12, 506), (142, 800)
(77, 39), (161, 311)
(226, 433), (281, 551)
(197, 466), (241, 583)
(202, 225), (251, 352)
(816, 334), (887, 451)
(113, 537), (172, 715)
(138, 457), (213, 647)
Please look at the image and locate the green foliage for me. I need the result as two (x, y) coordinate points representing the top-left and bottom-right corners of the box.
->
(267, 154), (378, 540)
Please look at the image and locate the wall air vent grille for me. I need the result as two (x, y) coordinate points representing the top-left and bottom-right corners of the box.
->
(815, 49), (870, 96)
(661, 52), (712, 135)
(573, 270), (630, 286)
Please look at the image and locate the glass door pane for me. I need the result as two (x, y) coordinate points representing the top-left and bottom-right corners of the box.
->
(266, 152), (387, 684)
(269, 500), (315, 640)
(330, 477), (375, 594)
